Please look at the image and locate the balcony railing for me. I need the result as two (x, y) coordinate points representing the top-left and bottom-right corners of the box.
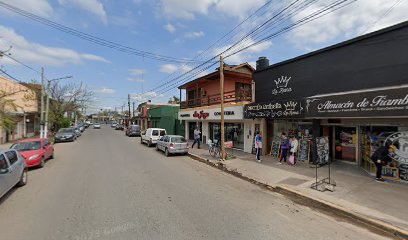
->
(180, 90), (251, 109)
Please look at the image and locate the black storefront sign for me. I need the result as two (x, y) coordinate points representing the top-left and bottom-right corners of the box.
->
(305, 87), (408, 118)
(244, 99), (303, 119)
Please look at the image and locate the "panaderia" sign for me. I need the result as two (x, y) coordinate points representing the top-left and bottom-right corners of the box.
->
(305, 87), (408, 118)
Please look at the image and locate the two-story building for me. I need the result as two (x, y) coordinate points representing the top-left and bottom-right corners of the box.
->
(178, 63), (258, 153)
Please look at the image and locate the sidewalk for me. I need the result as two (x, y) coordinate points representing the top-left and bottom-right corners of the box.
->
(187, 141), (408, 236)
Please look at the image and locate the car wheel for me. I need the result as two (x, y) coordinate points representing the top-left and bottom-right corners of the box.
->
(17, 168), (28, 187)
(165, 148), (170, 157)
(50, 152), (54, 159)
(39, 157), (45, 168)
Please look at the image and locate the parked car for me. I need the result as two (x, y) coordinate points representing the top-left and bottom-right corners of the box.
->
(10, 138), (54, 168)
(93, 122), (101, 129)
(156, 135), (189, 156)
(115, 124), (124, 130)
(141, 128), (167, 147)
(0, 149), (27, 199)
(111, 122), (117, 128)
(55, 128), (76, 142)
(125, 125), (141, 137)
(72, 126), (81, 137)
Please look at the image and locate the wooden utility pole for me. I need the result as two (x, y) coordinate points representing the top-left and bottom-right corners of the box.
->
(220, 55), (225, 160)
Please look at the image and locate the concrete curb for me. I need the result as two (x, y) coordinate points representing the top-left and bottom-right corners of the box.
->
(187, 152), (408, 239)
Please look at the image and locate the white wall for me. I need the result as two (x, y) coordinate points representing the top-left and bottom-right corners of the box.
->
(201, 122), (209, 143)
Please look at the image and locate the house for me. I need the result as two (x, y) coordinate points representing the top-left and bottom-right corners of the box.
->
(178, 63), (256, 152)
(0, 76), (39, 143)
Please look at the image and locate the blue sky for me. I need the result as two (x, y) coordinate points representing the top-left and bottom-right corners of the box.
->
(0, 0), (407, 113)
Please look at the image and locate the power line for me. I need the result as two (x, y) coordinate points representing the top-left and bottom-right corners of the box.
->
(0, 1), (201, 64)
(360, 0), (405, 34)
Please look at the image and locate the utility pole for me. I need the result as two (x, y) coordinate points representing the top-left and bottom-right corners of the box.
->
(220, 55), (225, 160)
(128, 94), (131, 127)
(132, 101), (135, 118)
(44, 79), (50, 138)
(40, 67), (45, 138)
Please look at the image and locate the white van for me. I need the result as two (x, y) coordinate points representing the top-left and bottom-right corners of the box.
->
(141, 128), (167, 147)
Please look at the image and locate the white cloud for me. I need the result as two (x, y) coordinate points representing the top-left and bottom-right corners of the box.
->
(0, 0), (53, 17)
(288, 0), (408, 47)
(59, 0), (107, 23)
(164, 23), (176, 33)
(130, 91), (164, 101)
(184, 31), (205, 39)
(0, 25), (110, 66)
(127, 77), (145, 83)
(160, 64), (178, 73)
(128, 68), (146, 75)
(95, 87), (115, 94)
(180, 64), (193, 73)
(158, 0), (266, 20)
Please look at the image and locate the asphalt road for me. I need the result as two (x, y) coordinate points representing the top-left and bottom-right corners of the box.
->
(0, 126), (390, 240)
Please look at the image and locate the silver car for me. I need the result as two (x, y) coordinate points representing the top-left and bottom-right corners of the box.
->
(0, 149), (27, 199)
(156, 135), (189, 156)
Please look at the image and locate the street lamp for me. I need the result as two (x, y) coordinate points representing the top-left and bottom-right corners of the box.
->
(44, 75), (73, 138)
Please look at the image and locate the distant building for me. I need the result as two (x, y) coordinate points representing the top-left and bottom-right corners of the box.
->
(148, 105), (184, 135)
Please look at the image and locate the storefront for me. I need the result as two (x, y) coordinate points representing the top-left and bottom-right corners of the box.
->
(178, 104), (253, 151)
(246, 21), (408, 180)
(305, 86), (408, 180)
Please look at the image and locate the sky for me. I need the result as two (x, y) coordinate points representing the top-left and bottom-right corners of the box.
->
(0, 0), (407, 113)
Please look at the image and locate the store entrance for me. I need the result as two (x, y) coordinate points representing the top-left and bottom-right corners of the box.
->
(209, 122), (244, 149)
(334, 126), (357, 162)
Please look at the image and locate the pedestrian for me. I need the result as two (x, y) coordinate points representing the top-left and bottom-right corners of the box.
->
(255, 131), (262, 162)
(289, 136), (299, 165)
(191, 127), (201, 149)
(371, 143), (396, 182)
(279, 132), (290, 164)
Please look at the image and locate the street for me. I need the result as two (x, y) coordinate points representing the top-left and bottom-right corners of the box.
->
(0, 127), (390, 240)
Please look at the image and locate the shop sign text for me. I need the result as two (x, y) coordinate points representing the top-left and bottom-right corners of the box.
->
(305, 87), (408, 118)
(244, 100), (303, 119)
(193, 110), (209, 119)
(272, 76), (292, 96)
(214, 111), (234, 116)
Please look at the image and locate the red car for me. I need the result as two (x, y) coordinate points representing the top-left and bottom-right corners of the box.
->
(10, 138), (54, 168)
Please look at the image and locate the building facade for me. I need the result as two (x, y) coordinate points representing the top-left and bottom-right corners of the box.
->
(245, 21), (408, 181)
(178, 63), (258, 153)
(148, 105), (184, 135)
(0, 76), (39, 143)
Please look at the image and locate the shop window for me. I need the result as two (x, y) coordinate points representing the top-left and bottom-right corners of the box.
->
(334, 127), (357, 162)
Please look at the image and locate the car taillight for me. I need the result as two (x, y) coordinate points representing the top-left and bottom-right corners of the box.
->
(170, 143), (174, 149)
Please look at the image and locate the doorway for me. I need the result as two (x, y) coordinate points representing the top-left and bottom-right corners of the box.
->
(334, 126), (357, 162)
(189, 122), (202, 140)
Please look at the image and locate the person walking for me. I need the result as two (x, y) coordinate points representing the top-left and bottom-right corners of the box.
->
(255, 131), (262, 162)
(371, 143), (395, 182)
(289, 136), (299, 165)
(279, 133), (290, 164)
(192, 127), (201, 149)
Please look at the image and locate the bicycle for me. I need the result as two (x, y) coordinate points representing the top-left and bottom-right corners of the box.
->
(209, 143), (221, 158)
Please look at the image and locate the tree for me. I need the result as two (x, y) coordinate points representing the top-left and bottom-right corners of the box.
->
(168, 96), (180, 104)
(0, 88), (34, 134)
(49, 82), (93, 131)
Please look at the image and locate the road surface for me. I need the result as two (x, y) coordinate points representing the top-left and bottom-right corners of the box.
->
(0, 126), (390, 240)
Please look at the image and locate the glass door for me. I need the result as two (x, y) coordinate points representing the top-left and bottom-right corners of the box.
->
(334, 126), (357, 162)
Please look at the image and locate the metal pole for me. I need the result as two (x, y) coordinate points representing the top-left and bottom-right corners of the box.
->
(40, 67), (45, 138)
(44, 80), (50, 138)
(220, 55), (225, 160)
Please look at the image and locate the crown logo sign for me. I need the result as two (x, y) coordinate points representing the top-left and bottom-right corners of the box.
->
(274, 76), (291, 88)
(284, 101), (297, 111)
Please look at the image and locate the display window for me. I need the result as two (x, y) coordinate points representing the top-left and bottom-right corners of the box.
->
(209, 122), (244, 149)
(334, 127), (357, 162)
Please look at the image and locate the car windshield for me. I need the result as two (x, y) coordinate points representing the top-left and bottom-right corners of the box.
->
(59, 128), (73, 133)
(131, 126), (139, 130)
(160, 130), (166, 136)
(11, 141), (41, 151)
(171, 137), (186, 143)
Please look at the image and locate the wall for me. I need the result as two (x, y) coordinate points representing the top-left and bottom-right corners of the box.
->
(254, 23), (408, 103)
(0, 77), (38, 113)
